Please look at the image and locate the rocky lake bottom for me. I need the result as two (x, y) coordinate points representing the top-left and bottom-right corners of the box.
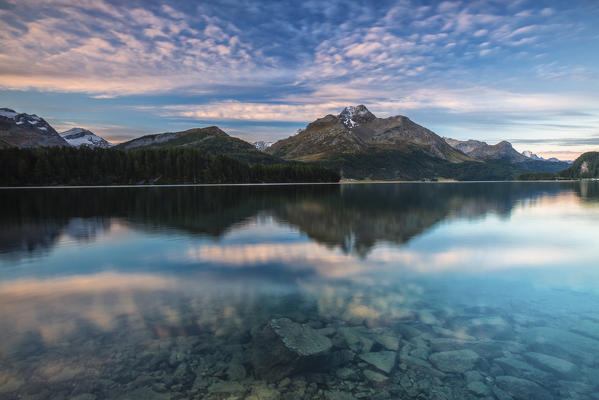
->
(2, 275), (599, 400)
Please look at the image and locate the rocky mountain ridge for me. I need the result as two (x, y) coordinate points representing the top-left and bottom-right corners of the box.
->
(443, 138), (528, 163)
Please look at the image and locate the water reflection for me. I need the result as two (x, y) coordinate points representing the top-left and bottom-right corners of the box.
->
(1, 182), (598, 399)
(0, 182), (588, 260)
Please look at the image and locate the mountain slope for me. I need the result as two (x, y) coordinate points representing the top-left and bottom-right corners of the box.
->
(0, 108), (68, 148)
(115, 126), (282, 164)
(267, 105), (471, 179)
(60, 128), (112, 148)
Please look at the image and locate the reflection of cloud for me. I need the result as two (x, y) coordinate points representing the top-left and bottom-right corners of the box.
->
(0, 272), (175, 297)
(185, 242), (367, 278)
(373, 246), (573, 273)
(182, 241), (575, 279)
(186, 242), (347, 264)
(0, 272), (177, 355)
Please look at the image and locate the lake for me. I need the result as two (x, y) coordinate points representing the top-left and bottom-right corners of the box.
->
(1, 181), (598, 400)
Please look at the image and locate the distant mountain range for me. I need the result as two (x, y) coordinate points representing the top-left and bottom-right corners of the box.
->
(264, 105), (572, 179)
(521, 150), (565, 163)
(0, 108), (113, 149)
(0, 105), (587, 181)
(444, 138), (570, 165)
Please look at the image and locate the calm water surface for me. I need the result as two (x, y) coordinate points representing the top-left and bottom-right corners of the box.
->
(1, 182), (599, 400)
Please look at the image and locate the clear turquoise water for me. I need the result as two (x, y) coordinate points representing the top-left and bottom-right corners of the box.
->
(0, 182), (598, 399)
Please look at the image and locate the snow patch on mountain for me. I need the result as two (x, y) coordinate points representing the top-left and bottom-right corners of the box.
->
(338, 105), (376, 129)
(0, 108), (18, 119)
(253, 141), (273, 151)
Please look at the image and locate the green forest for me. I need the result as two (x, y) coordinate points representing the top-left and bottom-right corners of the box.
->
(0, 147), (340, 186)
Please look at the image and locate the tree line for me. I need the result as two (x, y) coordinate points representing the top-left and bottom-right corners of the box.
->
(0, 147), (340, 186)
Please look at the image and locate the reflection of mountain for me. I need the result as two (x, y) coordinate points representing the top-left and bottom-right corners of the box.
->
(0, 217), (111, 260)
(273, 183), (579, 256)
(0, 182), (592, 258)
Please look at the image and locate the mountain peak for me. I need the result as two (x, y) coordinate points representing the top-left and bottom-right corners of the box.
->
(60, 127), (112, 148)
(338, 105), (375, 128)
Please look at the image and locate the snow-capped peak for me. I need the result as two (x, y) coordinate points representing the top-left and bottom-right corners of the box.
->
(60, 128), (113, 148)
(338, 105), (375, 129)
(522, 150), (543, 161)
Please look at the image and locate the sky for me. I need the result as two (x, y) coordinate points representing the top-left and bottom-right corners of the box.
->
(1, 0), (598, 160)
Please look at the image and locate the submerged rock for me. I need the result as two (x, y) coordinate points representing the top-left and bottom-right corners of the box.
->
(208, 380), (245, 394)
(521, 327), (599, 364)
(523, 352), (578, 378)
(495, 375), (553, 400)
(270, 318), (332, 356)
(374, 334), (400, 351)
(326, 390), (356, 400)
(467, 381), (491, 397)
(363, 369), (388, 384)
(466, 316), (513, 339)
(464, 370), (483, 383)
(252, 318), (333, 381)
(227, 362), (247, 381)
(397, 354), (446, 378)
(571, 319), (599, 341)
(494, 357), (549, 384)
(116, 387), (170, 400)
(359, 351), (396, 374)
(248, 382), (280, 400)
(428, 349), (480, 373)
(338, 327), (374, 353)
(429, 337), (519, 358)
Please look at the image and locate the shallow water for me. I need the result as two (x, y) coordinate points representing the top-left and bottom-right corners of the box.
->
(1, 182), (599, 400)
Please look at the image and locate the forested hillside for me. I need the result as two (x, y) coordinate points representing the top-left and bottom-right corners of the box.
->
(0, 147), (340, 186)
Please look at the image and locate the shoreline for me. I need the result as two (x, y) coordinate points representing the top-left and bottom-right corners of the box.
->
(0, 179), (587, 189)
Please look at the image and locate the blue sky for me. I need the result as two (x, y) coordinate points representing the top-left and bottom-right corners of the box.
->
(1, 0), (598, 159)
